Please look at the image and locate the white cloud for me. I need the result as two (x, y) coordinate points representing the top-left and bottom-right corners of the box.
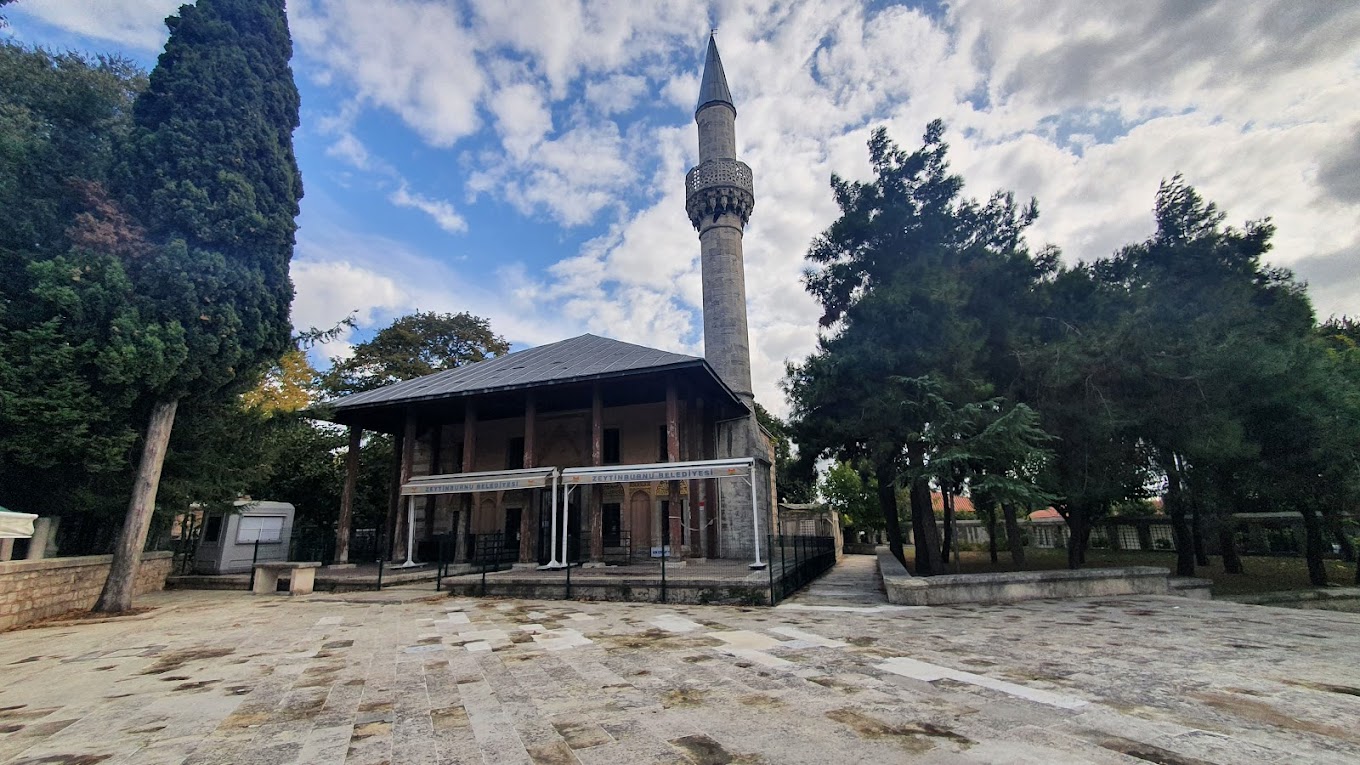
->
(389, 185), (468, 234)
(291, 226), (580, 367)
(12, 0), (177, 50)
(291, 0), (485, 147)
(325, 132), (372, 170)
(585, 74), (650, 115)
(468, 120), (637, 226)
(488, 82), (554, 161)
(20, 0), (1360, 415)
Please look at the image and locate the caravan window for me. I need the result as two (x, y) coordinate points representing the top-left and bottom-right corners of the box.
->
(236, 515), (285, 544)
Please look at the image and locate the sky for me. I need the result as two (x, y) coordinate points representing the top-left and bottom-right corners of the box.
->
(7, 0), (1360, 416)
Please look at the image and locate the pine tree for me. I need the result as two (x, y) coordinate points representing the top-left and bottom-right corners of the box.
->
(95, 0), (302, 612)
(788, 123), (1051, 574)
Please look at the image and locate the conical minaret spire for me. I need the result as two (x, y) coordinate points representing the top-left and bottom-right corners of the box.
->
(685, 34), (754, 404)
(696, 35), (734, 115)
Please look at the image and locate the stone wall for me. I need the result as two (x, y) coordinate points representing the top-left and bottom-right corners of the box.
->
(882, 565), (1176, 606)
(0, 551), (172, 631)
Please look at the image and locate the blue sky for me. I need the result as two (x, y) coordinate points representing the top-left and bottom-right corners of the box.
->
(7, 1), (1360, 415)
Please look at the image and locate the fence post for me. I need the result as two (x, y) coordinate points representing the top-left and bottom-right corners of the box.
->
(767, 534), (776, 605)
(479, 534), (490, 597)
(248, 538), (261, 591)
(376, 532), (385, 591)
(779, 533), (787, 600)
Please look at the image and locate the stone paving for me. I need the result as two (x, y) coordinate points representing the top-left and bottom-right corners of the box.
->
(782, 554), (884, 607)
(1, 589), (1358, 764)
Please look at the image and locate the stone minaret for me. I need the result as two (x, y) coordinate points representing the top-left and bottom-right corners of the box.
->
(686, 35), (755, 407)
(685, 36), (771, 563)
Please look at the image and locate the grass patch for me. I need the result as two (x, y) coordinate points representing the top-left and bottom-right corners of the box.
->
(948, 549), (1355, 596)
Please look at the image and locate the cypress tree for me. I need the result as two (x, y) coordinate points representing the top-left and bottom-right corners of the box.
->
(95, 0), (302, 612)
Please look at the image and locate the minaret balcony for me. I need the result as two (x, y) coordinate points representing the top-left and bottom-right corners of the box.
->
(685, 159), (755, 229)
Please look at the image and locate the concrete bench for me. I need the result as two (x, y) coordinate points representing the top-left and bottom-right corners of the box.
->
(252, 561), (321, 595)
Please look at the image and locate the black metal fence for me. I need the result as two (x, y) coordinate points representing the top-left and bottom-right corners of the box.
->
(170, 512), (202, 575)
(602, 530), (632, 566)
(768, 534), (837, 604)
(286, 526), (379, 565)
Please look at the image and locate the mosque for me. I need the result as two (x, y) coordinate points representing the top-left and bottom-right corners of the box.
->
(325, 37), (776, 570)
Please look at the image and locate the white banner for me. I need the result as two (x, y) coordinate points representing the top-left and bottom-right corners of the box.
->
(564, 463), (749, 485)
(402, 473), (553, 496)
(0, 510), (37, 539)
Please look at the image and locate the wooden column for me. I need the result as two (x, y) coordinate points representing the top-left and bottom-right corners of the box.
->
(520, 393), (537, 563)
(456, 402), (477, 563)
(686, 387), (701, 552)
(666, 377), (681, 557)
(425, 424), (441, 542)
(384, 430), (403, 561)
(335, 424), (362, 563)
(700, 398), (716, 557)
(589, 383), (604, 561)
(666, 377), (681, 461)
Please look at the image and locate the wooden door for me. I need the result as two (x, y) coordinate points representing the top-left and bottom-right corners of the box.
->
(629, 490), (651, 555)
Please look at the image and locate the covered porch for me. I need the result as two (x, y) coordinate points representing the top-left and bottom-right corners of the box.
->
(320, 335), (754, 570)
(393, 457), (768, 571)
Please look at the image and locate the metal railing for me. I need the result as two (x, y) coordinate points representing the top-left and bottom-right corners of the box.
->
(768, 534), (837, 605)
(171, 513), (202, 575)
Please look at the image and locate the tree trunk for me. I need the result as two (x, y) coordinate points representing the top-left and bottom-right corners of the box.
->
(941, 486), (955, 565)
(1190, 496), (1209, 567)
(875, 462), (907, 569)
(94, 398), (179, 613)
(335, 425), (361, 564)
(1218, 521), (1243, 574)
(1001, 502), (1025, 565)
(910, 476), (942, 576)
(1064, 504), (1083, 570)
(1299, 505), (1328, 587)
(1326, 513), (1355, 563)
(986, 504), (999, 564)
(1162, 454), (1196, 577)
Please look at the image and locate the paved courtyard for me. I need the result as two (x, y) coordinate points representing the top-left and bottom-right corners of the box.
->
(1, 587), (1358, 764)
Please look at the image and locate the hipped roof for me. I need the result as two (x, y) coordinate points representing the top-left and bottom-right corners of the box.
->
(323, 333), (747, 424)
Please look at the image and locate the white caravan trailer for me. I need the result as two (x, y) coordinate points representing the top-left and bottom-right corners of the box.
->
(193, 500), (295, 574)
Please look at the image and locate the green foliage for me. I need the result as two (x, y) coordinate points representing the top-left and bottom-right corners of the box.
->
(753, 402), (813, 503)
(117, 0), (302, 400)
(0, 43), (143, 269)
(786, 122), (1054, 572)
(321, 311), (509, 395)
(819, 461), (882, 531)
(0, 45), (149, 518)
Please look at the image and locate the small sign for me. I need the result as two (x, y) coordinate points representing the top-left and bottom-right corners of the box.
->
(650, 546), (672, 558)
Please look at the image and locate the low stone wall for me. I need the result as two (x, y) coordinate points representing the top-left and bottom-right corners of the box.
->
(878, 548), (910, 579)
(843, 543), (879, 555)
(0, 551), (172, 631)
(1167, 577), (1214, 600)
(882, 564), (1176, 606)
(442, 575), (771, 606)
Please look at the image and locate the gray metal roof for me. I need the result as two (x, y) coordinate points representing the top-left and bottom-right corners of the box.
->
(328, 333), (724, 411)
(696, 35), (734, 114)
